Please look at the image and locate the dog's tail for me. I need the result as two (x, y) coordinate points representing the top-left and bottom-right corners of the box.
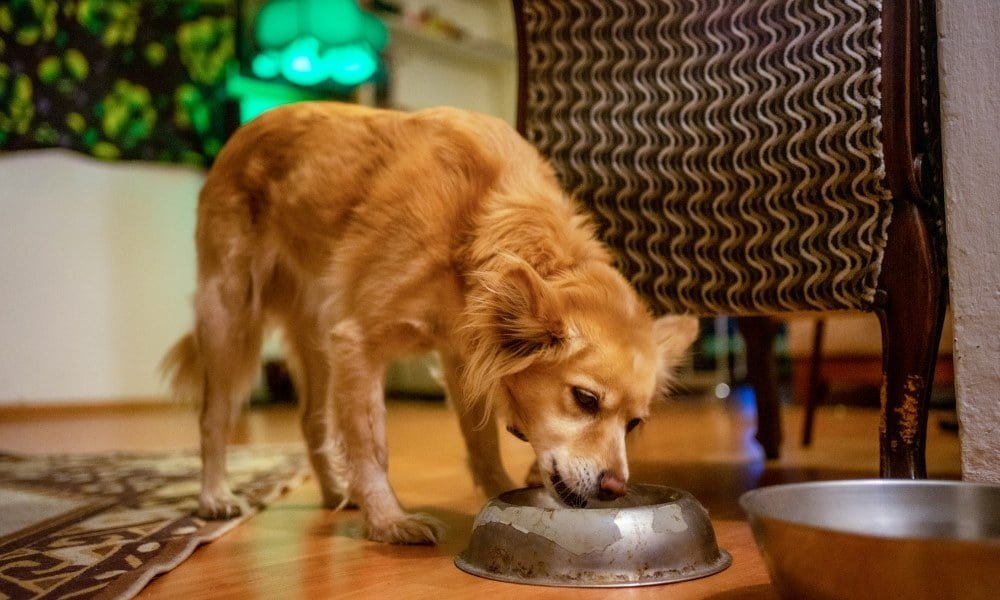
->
(160, 333), (204, 407)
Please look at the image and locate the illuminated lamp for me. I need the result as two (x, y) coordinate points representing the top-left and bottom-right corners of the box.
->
(251, 0), (388, 88)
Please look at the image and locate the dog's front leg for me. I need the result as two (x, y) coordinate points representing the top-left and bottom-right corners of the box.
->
(440, 353), (516, 498)
(330, 321), (444, 544)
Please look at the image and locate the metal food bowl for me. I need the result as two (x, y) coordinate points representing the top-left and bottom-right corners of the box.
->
(455, 484), (731, 587)
(740, 480), (1000, 600)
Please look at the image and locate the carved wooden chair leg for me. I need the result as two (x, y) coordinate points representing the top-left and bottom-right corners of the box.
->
(801, 318), (827, 447)
(874, 203), (947, 478)
(737, 316), (782, 460)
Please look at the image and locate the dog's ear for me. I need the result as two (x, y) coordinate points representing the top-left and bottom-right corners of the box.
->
(653, 315), (700, 364)
(490, 260), (567, 357)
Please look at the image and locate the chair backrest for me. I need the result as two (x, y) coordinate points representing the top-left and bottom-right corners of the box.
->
(514, 0), (932, 316)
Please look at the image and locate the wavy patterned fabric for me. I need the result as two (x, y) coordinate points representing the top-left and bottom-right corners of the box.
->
(517, 0), (894, 314)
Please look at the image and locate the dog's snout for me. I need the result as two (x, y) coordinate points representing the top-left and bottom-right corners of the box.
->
(597, 471), (627, 500)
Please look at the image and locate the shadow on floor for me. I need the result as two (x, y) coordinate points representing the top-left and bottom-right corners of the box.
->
(631, 460), (872, 519)
(703, 583), (779, 600)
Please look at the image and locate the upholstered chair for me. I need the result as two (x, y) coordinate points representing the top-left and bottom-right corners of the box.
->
(513, 0), (945, 477)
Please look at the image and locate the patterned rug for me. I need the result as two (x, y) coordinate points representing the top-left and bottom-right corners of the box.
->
(0, 447), (309, 600)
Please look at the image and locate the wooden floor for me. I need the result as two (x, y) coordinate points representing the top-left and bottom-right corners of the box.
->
(0, 397), (961, 599)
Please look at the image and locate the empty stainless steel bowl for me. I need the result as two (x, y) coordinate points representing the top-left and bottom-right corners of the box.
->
(740, 480), (1000, 600)
(455, 484), (731, 587)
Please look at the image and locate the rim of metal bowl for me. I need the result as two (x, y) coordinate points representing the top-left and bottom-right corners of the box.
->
(739, 479), (1000, 543)
(492, 483), (691, 513)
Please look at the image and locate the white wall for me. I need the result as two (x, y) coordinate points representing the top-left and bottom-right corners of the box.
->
(0, 150), (201, 404)
(388, 0), (516, 123)
(937, 1), (1000, 482)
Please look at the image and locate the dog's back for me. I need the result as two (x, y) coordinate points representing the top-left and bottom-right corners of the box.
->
(162, 102), (570, 434)
(195, 103), (546, 277)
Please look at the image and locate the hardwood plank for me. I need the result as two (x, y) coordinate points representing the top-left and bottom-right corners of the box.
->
(0, 398), (961, 599)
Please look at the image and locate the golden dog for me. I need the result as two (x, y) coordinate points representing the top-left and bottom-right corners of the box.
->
(162, 102), (698, 544)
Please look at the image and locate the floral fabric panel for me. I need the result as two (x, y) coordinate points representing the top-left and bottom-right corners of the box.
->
(0, 0), (237, 166)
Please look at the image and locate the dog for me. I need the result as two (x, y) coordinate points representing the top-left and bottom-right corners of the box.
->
(161, 102), (699, 544)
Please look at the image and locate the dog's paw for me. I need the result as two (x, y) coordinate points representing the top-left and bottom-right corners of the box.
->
(366, 512), (445, 545)
(197, 491), (250, 520)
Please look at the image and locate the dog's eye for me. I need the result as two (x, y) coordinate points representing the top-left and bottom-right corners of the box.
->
(626, 418), (644, 433)
(506, 424), (528, 442)
(572, 387), (600, 414)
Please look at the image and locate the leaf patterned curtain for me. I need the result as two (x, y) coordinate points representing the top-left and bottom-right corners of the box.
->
(0, 0), (238, 166)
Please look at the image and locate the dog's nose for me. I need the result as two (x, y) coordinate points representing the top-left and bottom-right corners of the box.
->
(597, 471), (627, 500)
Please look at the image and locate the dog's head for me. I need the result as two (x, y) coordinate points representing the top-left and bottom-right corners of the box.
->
(463, 256), (699, 507)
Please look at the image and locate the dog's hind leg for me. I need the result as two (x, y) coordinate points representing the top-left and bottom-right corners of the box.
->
(283, 310), (352, 509)
(194, 270), (264, 520)
(439, 353), (515, 498)
(329, 319), (444, 544)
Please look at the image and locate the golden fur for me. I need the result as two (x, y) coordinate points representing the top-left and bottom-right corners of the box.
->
(162, 102), (698, 544)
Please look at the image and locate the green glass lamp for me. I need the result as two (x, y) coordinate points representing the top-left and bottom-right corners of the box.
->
(251, 0), (388, 88)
